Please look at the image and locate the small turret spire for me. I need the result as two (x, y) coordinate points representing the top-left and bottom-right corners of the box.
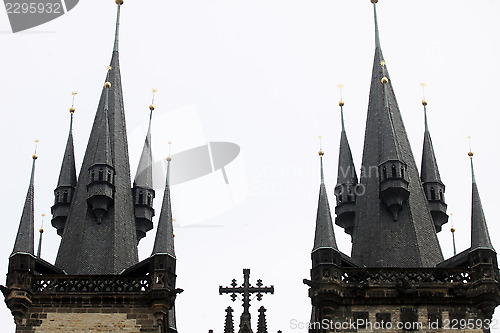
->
(334, 91), (358, 237)
(152, 151), (176, 257)
(257, 306), (268, 333)
(420, 85), (448, 232)
(468, 145), (495, 252)
(113, 0), (123, 52)
(319, 136), (324, 185)
(133, 89), (157, 243)
(450, 213), (457, 256)
(224, 306), (235, 333)
(338, 84), (346, 132)
(51, 93), (78, 236)
(313, 149), (338, 252)
(36, 214), (45, 258)
(11, 142), (38, 257)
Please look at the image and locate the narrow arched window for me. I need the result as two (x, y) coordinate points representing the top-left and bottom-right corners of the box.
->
(391, 164), (397, 177)
(63, 190), (68, 203)
(98, 168), (104, 181)
(382, 167), (387, 180)
(430, 187), (436, 200)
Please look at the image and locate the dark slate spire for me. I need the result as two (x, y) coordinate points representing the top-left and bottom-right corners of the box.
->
(152, 156), (176, 257)
(224, 306), (235, 333)
(351, 1), (443, 267)
(36, 214), (45, 258)
(11, 152), (37, 257)
(257, 306), (268, 333)
(334, 98), (358, 237)
(313, 150), (338, 252)
(134, 108), (154, 189)
(51, 96), (78, 236)
(133, 96), (156, 243)
(55, 1), (139, 274)
(469, 152), (494, 252)
(420, 96), (448, 232)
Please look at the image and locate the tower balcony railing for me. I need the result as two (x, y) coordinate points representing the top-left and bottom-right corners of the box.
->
(339, 267), (472, 285)
(32, 275), (151, 294)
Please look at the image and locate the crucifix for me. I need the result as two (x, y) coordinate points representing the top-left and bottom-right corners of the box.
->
(220, 269), (274, 332)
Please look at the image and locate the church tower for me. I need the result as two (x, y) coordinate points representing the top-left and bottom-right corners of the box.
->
(2, 1), (181, 332)
(305, 1), (500, 331)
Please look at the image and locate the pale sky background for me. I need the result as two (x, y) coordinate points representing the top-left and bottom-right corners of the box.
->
(1, 1), (500, 332)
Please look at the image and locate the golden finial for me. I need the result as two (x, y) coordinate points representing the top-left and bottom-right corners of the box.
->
(167, 141), (172, 161)
(150, 88), (157, 111)
(115, 0), (123, 5)
(32, 139), (39, 159)
(318, 136), (324, 156)
(338, 84), (344, 107)
(450, 227), (455, 233)
(420, 83), (427, 106)
(380, 61), (388, 83)
(70, 91), (77, 113)
(467, 136), (473, 157)
(39, 213), (45, 233)
(371, 0), (378, 3)
(105, 66), (112, 88)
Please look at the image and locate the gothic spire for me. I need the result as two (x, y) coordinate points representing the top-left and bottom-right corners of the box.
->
(56, 96), (77, 188)
(55, 0), (139, 274)
(257, 306), (268, 333)
(336, 94), (358, 186)
(11, 148), (37, 257)
(350, 1), (443, 267)
(334, 95), (358, 237)
(36, 214), (45, 258)
(224, 306), (235, 333)
(469, 151), (494, 252)
(313, 149), (338, 252)
(420, 92), (448, 232)
(51, 96), (78, 237)
(133, 91), (157, 243)
(134, 94), (155, 189)
(152, 154), (176, 257)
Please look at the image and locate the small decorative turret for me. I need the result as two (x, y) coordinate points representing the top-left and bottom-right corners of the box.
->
(420, 86), (448, 232)
(333, 89), (358, 236)
(51, 92), (78, 236)
(86, 76), (115, 223)
(257, 306), (268, 333)
(224, 306), (235, 333)
(133, 89), (157, 243)
(377, 60), (409, 221)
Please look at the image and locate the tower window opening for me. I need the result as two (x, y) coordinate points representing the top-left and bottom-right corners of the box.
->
(382, 167), (387, 180)
(430, 187), (436, 200)
(63, 190), (68, 203)
(147, 193), (152, 206)
(139, 191), (144, 205)
(439, 189), (443, 201)
(107, 171), (112, 183)
(98, 169), (104, 181)
(401, 166), (405, 179)
(55, 192), (60, 203)
(91, 170), (95, 181)
(391, 164), (397, 178)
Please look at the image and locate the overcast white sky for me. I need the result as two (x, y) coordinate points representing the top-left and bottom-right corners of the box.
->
(1, 1), (500, 332)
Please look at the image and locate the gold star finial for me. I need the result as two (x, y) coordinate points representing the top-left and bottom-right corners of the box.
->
(421, 83), (427, 106)
(70, 91), (77, 113)
(338, 84), (344, 106)
(150, 88), (157, 111)
(318, 136), (324, 156)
